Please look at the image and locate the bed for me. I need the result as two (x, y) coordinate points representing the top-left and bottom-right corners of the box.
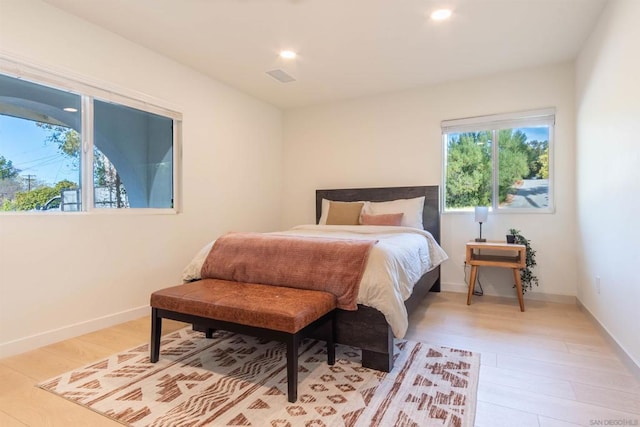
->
(310, 185), (443, 371)
(185, 185), (444, 372)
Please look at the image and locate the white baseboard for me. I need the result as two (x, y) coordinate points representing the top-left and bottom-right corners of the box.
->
(576, 299), (640, 380)
(0, 306), (150, 359)
(441, 282), (577, 305)
(441, 282), (469, 294)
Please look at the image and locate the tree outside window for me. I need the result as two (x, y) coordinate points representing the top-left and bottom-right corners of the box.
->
(442, 109), (554, 212)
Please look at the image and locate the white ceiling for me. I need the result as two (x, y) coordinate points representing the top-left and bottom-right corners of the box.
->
(42, 0), (607, 109)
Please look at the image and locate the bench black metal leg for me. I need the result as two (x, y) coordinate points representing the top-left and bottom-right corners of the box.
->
(327, 312), (335, 365)
(286, 333), (300, 403)
(205, 328), (215, 338)
(150, 308), (162, 363)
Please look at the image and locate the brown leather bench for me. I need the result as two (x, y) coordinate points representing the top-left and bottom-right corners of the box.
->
(149, 278), (337, 403)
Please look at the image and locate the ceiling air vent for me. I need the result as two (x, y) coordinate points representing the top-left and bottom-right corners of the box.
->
(266, 69), (296, 83)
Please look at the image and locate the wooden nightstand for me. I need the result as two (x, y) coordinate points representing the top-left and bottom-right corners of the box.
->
(465, 241), (527, 311)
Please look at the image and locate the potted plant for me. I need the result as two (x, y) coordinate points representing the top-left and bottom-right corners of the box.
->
(508, 228), (539, 293)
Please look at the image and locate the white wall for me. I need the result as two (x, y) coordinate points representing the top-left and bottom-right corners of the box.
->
(282, 63), (577, 300)
(0, 0), (283, 357)
(575, 0), (640, 366)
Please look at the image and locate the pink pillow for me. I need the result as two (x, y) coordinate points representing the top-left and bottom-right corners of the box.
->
(360, 213), (404, 226)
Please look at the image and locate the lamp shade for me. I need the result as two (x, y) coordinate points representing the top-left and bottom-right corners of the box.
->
(474, 206), (488, 223)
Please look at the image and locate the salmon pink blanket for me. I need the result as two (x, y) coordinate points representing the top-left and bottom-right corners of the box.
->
(200, 232), (377, 310)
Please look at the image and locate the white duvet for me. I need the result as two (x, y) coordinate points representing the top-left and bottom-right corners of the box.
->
(181, 225), (448, 339)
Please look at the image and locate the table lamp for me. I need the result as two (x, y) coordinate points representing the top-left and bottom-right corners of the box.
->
(474, 206), (488, 242)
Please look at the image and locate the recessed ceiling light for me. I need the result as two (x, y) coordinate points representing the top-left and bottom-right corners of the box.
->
(63, 107), (78, 112)
(279, 50), (297, 59)
(430, 9), (452, 21)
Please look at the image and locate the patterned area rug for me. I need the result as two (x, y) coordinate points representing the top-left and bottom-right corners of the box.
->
(39, 327), (479, 427)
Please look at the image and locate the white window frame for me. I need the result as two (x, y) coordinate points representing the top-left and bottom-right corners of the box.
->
(0, 55), (182, 214)
(441, 108), (555, 214)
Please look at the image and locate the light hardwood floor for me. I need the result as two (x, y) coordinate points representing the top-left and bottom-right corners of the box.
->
(0, 292), (638, 426)
(406, 292), (640, 426)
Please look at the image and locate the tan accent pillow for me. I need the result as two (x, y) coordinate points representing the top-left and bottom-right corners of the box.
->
(326, 201), (365, 225)
(360, 213), (404, 226)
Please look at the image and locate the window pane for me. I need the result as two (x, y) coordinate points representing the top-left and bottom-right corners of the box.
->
(94, 147), (129, 208)
(497, 127), (549, 209)
(0, 74), (81, 212)
(445, 131), (492, 209)
(93, 100), (173, 209)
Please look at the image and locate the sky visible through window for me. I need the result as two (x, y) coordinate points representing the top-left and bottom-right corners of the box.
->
(0, 115), (78, 186)
(2, 116), (549, 190)
(519, 127), (548, 142)
(449, 127), (549, 145)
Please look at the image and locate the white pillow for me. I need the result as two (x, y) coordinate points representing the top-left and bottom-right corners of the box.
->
(318, 198), (330, 224)
(361, 196), (425, 229)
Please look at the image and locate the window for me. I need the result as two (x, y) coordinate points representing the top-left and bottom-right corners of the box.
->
(0, 61), (180, 213)
(442, 108), (554, 212)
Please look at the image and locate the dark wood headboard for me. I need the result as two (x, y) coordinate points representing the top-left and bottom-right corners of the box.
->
(315, 186), (440, 243)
